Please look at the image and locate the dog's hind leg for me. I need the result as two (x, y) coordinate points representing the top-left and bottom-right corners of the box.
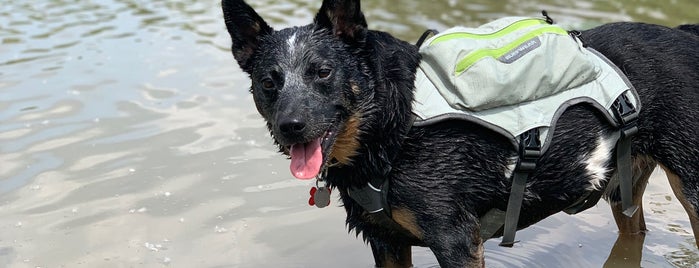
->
(652, 129), (699, 247)
(603, 157), (655, 268)
(609, 156), (656, 234)
(661, 164), (699, 247)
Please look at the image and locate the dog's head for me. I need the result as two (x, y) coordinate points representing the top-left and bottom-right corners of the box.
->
(223, 0), (373, 180)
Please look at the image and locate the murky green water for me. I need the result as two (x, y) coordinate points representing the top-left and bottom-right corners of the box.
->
(1, 0), (697, 267)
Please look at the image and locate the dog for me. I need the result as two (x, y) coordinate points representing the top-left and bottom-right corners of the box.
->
(221, 0), (699, 267)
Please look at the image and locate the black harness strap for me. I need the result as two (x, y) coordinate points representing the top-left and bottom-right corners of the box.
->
(500, 128), (541, 247)
(415, 29), (439, 47)
(612, 93), (639, 217)
(565, 93), (639, 215)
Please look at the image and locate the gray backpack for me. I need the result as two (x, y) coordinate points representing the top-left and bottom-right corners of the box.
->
(411, 16), (641, 245)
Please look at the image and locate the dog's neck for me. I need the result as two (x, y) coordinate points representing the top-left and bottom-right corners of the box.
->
(326, 31), (421, 190)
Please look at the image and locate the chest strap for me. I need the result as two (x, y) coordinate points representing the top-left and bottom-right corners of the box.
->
(500, 128), (542, 247)
(611, 93), (640, 217)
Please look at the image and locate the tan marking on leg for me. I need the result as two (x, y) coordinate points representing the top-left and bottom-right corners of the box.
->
(661, 164), (699, 247)
(329, 115), (361, 165)
(391, 208), (423, 240)
(610, 156), (655, 234)
(472, 241), (485, 268)
(611, 183), (648, 234)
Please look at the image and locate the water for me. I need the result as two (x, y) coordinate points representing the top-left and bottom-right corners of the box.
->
(1, 0), (697, 267)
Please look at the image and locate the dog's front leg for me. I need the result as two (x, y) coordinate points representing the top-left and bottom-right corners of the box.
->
(425, 213), (485, 268)
(369, 239), (412, 268)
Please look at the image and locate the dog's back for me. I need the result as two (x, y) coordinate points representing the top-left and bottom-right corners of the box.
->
(581, 22), (699, 175)
(678, 24), (699, 36)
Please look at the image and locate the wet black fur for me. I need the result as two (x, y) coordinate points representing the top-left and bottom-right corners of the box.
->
(223, 0), (699, 266)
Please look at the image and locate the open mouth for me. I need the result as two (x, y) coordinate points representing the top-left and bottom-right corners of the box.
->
(288, 129), (337, 180)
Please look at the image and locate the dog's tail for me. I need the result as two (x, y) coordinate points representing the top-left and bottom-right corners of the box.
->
(677, 24), (699, 36)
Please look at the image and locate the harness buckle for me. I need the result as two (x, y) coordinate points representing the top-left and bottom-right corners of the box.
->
(516, 128), (542, 172)
(612, 93), (639, 138)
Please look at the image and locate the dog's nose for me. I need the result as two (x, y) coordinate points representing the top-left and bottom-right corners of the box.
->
(279, 119), (306, 136)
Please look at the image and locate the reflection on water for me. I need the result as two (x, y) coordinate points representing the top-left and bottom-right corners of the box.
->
(1, 0), (698, 267)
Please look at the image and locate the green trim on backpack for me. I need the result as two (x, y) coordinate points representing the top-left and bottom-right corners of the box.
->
(429, 18), (548, 45)
(455, 26), (569, 74)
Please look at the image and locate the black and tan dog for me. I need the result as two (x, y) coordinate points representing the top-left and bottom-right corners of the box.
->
(222, 0), (699, 267)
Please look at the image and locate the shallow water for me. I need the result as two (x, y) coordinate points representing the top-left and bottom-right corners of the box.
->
(1, 0), (698, 267)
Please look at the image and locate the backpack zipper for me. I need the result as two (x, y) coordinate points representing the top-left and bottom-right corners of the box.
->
(429, 18), (548, 45)
(455, 25), (569, 75)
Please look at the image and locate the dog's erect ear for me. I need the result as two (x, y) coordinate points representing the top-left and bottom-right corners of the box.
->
(314, 0), (367, 42)
(222, 0), (273, 73)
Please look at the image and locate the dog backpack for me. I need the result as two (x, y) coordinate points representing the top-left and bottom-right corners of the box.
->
(411, 15), (641, 246)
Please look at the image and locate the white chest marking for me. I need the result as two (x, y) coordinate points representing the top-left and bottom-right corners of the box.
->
(288, 33), (297, 53)
(585, 134), (615, 190)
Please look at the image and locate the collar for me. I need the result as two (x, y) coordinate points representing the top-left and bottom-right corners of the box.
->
(344, 115), (417, 218)
(341, 114), (418, 218)
(348, 179), (392, 216)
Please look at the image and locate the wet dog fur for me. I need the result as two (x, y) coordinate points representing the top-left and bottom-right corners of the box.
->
(222, 0), (699, 267)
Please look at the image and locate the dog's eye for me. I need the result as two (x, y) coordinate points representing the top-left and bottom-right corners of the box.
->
(318, 68), (332, 79)
(261, 78), (275, 90)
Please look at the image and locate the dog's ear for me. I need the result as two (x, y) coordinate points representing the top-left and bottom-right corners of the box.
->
(314, 0), (367, 42)
(222, 0), (273, 73)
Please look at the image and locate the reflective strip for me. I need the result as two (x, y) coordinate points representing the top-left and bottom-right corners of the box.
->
(455, 26), (569, 75)
(429, 18), (547, 45)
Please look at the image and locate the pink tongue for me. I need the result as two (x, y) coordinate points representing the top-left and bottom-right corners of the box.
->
(289, 138), (323, 180)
